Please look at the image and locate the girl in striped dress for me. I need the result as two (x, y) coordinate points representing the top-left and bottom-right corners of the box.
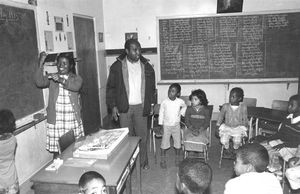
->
(34, 52), (84, 157)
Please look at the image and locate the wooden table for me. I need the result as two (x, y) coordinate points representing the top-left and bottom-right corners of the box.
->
(247, 107), (287, 137)
(31, 136), (141, 194)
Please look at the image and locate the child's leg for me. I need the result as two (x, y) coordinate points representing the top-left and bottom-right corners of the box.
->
(220, 133), (230, 149)
(172, 124), (182, 166)
(160, 148), (167, 169)
(286, 165), (300, 190)
(232, 135), (243, 149)
(160, 125), (171, 169)
(175, 148), (181, 166)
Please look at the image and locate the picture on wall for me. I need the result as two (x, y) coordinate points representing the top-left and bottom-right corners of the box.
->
(217, 0), (243, 13)
(125, 32), (138, 41)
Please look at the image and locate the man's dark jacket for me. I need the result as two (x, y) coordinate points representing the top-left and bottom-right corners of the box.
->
(106, 53), (156, 116)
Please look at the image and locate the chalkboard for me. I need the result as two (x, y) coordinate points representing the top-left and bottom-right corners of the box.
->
(0, 4), (44, 120)
(158, 11), (300, 80)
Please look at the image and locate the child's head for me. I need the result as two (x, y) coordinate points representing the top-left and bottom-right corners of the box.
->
(168, 83), (181, 100)
(56, 53), (76, 75)
(176, 158), (212, 194)
(189, 89), (208, 107)
(0, 109), (16, 135)
(234, 143), (269, 176)
(288, 94), (300, 115)
(79, 171), (106, 194)
(229, 87), (244, 106)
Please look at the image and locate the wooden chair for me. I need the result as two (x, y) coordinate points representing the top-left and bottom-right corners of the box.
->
(58, 130), (75, 154)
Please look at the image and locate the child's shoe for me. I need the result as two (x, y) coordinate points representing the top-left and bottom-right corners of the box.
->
(160, 155), (167, 169)
(160, 160), (167, 169)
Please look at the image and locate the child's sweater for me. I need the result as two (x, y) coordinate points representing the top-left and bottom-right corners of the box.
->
(185, 106), (210, 130)
(159, 98), (186, 126)
(217, 102), (248, 128)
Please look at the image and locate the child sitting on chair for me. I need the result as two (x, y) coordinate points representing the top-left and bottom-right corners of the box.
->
(184, 89), (210, 146)
(0, 109), (19, 194)
(224, 143), (282, 194)
(79, 171), (106, 194)
(176, 158), (212, 194)
(286, 144), (300, 190)
(260, 94), (300, 172)
(159, 83), (186, 169)
(217, 87), (248, 149)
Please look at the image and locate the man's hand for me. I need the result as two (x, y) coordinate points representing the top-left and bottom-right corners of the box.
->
(112, 107), (119, 121)
(272, 143), (285, 151)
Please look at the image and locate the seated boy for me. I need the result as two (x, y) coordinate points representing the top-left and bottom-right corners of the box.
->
(286, 144), (300, 190)
(79, 171), (106, 194)
(260, 94), (300, 171)
(176, 158), (212, 194)
(224, 143), (282, 194)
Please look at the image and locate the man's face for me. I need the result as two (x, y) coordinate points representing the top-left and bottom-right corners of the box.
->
(126, 42), (141, 62)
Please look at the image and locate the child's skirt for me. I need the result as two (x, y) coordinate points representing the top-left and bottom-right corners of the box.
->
(219, 124), (247, 149)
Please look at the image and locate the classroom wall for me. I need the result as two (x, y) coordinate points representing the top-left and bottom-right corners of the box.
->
(3, 0), (106, 190)
(103, 0), (299, 115)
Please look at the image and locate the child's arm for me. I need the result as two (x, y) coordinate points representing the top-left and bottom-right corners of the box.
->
(202, 108), (210, 130)
(242, 104), (249, 127)
(184, 107), (192, 129)
(34, 52), (50, 88)
(180, 100), (187, 117)
(62, 74), (83, 92)
(216, 104), (226, 127)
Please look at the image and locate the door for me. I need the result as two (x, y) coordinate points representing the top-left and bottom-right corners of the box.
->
(73, 16), (101, 134)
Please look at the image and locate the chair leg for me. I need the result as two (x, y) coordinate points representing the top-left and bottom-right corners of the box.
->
(219, 145), (224, 168)
(149, 129), (152, 153)
(153, 133), (159, 164)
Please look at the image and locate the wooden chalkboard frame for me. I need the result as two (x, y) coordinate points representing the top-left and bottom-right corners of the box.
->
(157, 10), (300, 83)
(0, 1), (45, 130)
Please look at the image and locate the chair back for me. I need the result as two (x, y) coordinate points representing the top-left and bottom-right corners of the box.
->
(272, 100), (288, 111)
(58, 130), (75, 154)
(243, 97), (257, 107)
(207, 105), (213, 119)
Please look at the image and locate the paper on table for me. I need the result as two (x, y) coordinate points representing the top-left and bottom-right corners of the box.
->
(63, 158), (97, 168)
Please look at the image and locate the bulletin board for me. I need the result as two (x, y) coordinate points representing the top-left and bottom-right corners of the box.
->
(0, 3), (44, 120)
(158, 10), (300, 81)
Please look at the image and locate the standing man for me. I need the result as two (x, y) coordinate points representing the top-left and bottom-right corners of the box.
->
(106, 39), (156, 170)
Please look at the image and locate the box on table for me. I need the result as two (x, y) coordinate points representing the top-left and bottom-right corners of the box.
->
(73, 128), (129, 160)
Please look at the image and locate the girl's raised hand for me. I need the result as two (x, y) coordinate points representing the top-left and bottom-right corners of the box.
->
(39, 51), (47, 67)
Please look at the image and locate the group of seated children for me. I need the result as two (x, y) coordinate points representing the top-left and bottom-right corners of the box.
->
(158, 83), (249, 169)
